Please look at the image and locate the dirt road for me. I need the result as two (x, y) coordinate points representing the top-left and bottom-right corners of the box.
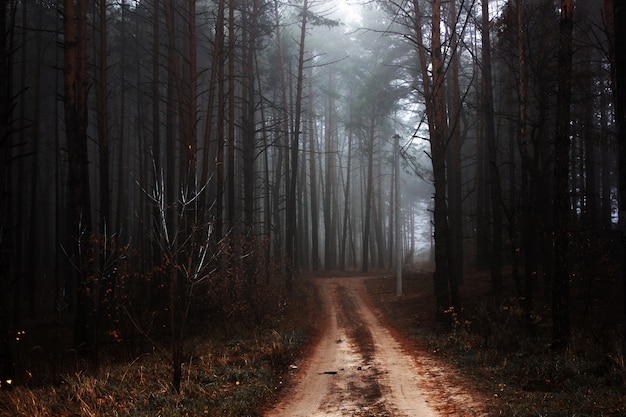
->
(265, 276), (443, 417)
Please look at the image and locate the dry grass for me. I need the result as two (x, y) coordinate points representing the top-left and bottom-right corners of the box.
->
(0, 282), (317, 417)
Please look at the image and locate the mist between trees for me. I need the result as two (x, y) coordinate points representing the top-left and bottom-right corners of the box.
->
(1, 0), (625, 393)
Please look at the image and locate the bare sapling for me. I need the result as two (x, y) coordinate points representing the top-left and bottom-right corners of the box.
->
(142, 164), (218, 393)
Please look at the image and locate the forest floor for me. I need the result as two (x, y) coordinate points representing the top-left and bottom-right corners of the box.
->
(2, 267), (625, 416)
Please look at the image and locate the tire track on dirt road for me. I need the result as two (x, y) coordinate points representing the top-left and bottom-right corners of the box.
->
(264, 277), (438, 417)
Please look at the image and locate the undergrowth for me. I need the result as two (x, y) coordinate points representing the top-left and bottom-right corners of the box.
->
(368, 268), (626, 417)
(431, 303), (626, 416)
(0, 275), (314, 417)
(0, 326), (308, 417)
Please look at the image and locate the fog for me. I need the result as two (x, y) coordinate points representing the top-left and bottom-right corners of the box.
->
(0, 0), (620, 394)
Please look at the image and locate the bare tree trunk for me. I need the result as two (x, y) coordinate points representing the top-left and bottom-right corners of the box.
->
(613, 0), (626, 357)
(600, 83), (612, 228)
(164, 0), (183, 392)
(182, 0), (197, 185)
(27, 0), (44, 320)
(286, 0), (308, 290)
(552, 0), (574, 350)
(340, 119), (353, 271)
(215, 0), (225, 242)
(516, 0), (536, 331)
(96, 0), (110, 234)
(446, 0), (464, 288)
(150, 0), (165, 308)
(361, 109), (375, 273)
(115, 0), (128, 239)
(324, 76), (336, 271)
(242, 0), (258, 233)
(299, 129), (309, 269)
(259, 89), (272, 283)
(227, 0), (236, 230)
(273, 0), (288, 260)
(64, 0), (94, 357)
(413, 0), (452, 316)
(308, 68), (320, 271)
(272, 128), (283, 259)
(374, 154), (385, 270)
(431, 0), (455, 315)
(482, 0), (503, 293)
(0, 0), (14, 383)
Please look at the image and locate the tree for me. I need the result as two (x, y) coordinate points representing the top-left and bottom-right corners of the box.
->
(481, 0), (503, 293)
(612, 0), (626, 354)
(0, 0), (14, 387)
(411, 0), (454, 318)
(227, 0), (236, 229)
(308, 69), (320, 271)
(514, 0), (535, 327)
(445, 0), (464, 290)
(63, 0), (95, 357)
(285, 0), (309, 290)
(552, 0), (575, 350)
(146, 171), (215, 393)
(96, 0), (110, 235)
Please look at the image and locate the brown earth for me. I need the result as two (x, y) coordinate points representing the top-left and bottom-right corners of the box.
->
(264, 276), (488, 417)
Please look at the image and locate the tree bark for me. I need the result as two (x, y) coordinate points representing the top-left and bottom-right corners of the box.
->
(612, 0), (626, 355)
(215, 0), (226, 242)
(242, 0), (258, 233)
(64, 0), (94, 357)
(482, 0), (503, 293)
(227, 0), (236, 229)
(340, 119), (353, 271)
(446, 0), (464, 289)
(552, 0), (574, 350)
(308, 69), (320, 271)
(97, 0), (110, 234)
(361, 109), (375, 273)
(413, 0), (452, 316)
(324, 76), (336, 271)
(286, 0), (308, 290)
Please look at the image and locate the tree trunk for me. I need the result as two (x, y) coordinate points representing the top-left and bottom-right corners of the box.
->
(413, 0), (452, 316)
(374, 157), (386, 270)
(164, 0), (177, 243)
(285, 0), (308, 290)
(97, 0), (110, 234)
(340, 120), (353, 271)
(115, 0), (128, 238)
(324, 77), (336, 271)
(516, 0), (536, 331)
(552, 0), (574, 350)
(361, 111), (375, 273)
(0, 0), (14, 382)
(482, 0), (503, 293)
(150, 0), (165, 308)
(182, 0), (197, 186)
(308, 69), (320, 271)
(215, 0), (226, 242)
(446, 0), (464, 289)
(64, 0), (94, 358)
(613, 0), (626, 356)
(227, 0), (236, 229)
(242, 0), (258, 233)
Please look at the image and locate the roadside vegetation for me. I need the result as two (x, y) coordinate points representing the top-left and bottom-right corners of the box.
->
(0, 273), (318, 417)
(368, 266), (626, 417)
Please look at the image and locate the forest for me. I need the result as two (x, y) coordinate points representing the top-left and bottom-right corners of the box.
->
(1, 0), (626, 414)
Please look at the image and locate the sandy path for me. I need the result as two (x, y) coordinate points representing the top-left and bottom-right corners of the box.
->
(265, 277), (438, 417)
